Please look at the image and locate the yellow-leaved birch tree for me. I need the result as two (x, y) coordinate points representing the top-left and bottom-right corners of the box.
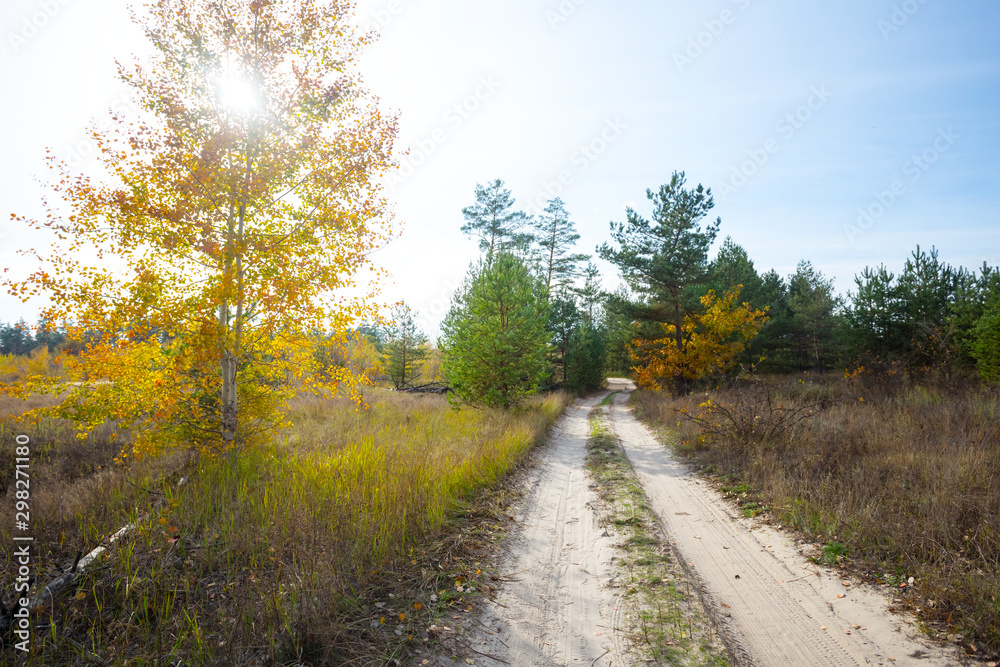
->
(4, 0), (398, 458)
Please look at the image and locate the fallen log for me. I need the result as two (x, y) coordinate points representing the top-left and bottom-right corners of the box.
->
(402, 381), (451, 394)
(1, 477), (186, 645)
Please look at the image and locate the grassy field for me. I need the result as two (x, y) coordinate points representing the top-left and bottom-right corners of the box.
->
(0, 389), (568, 665)
(633, 375), (1000, 660)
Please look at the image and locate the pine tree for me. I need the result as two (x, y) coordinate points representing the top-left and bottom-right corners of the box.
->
(602, 304), (636, 376)
(460, 179), (532, 258)
(896, 246), (966, 374)
(952, 263), (1000, 365)
(565, 319), (606, 394)
(707, 239), (797, 372)
(383, 302), (429, 390)
(532, 197), (590, 292)
(577, 262), (603, 322)
(33, 317), (67, 353)
(0, 320), (34, 356)
(598, 171), (720, 388)
(440, 252), (549, 408)
(787, 261), (841, 371)
(708, 237), (765, 304)
(547, 290), (581, 384)
(844, 247), (967, 375)
(971, 296), (1000, 383)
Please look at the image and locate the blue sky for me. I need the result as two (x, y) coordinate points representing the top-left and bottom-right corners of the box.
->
(2, 0), (998, 334)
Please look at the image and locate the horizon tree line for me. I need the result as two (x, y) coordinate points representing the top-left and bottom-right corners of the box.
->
(7, 175), (1000, 401)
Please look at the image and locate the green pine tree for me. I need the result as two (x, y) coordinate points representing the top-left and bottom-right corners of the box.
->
(532, 197), (590, 293)
(460, 179), (533, 258)
(546, 290), (581, 384)
(787, 261), (841, 371)
(577, 261), (603, 322)
(383, 301), (429, 390)
(440, 252), (550, 409)
(598, 171), (720, 387)
(971, 296), (1000, 383)
(565, 319), (606, 394)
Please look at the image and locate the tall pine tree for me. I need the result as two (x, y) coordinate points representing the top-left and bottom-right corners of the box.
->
(598, 171), (720, 386)
(577, 262), (603, 322)
(787, 261), (840, 371)
(440, 252), (549, 408)
(532, 197), (590, 292)
(460, 179), (532, 258)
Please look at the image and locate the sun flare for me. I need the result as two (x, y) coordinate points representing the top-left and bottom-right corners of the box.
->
(217, 74), (259, 114)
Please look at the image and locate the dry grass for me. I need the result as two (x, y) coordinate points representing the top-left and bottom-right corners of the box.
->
(0, 393), (64, 418)
(0, 389), (568, 665)
(0, 394), (182, 578)
(633, 376), (1000, 660)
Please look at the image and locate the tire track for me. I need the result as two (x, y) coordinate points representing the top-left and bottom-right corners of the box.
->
(457, 392), (633, 666)
(605, 378), (968, 667)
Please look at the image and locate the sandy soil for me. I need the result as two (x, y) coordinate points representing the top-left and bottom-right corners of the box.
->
(423, 392), (633, 666)
(605, 378), (969, 667)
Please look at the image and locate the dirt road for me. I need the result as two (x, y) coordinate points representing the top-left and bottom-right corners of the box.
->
(459, 393), (632, 666)
(426, 382), (967, 666)
(605, 378), (966, 667)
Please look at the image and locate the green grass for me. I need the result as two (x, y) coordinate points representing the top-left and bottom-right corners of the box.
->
(585, 409), (727, 666)
(0, 390), (568, 665)
(599, 390), (621, 406)
(820, 542), (848, 566)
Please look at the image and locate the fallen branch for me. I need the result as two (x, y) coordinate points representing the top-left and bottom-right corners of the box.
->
(403, 382), (451, 394)
(786, 569), (820, 584)
(1, 477), (187, 643)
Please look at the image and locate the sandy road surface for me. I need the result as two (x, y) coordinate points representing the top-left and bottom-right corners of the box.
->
(605, 378), (967, 667)
(453, 392), (633, 666)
